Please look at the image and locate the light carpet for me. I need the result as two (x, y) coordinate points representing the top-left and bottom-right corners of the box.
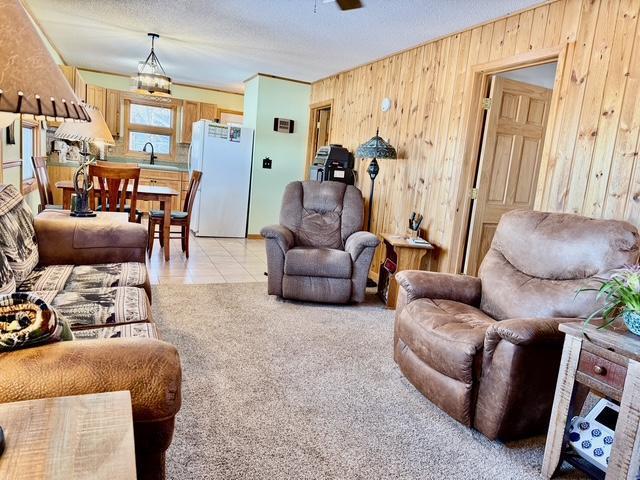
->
(152, 283), (582, 480)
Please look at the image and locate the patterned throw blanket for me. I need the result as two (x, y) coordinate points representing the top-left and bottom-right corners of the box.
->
(0, 293), (73, 351)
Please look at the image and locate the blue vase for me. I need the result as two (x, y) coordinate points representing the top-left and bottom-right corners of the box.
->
(623, 310), (640, 336)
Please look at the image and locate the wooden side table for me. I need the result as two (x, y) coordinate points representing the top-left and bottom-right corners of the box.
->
(0, 391), (137, 480)
(377, 233), (435, 309)
(542, 322), (640, 479)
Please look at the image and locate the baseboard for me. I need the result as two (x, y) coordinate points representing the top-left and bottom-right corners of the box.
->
(247, 233), (262, 239)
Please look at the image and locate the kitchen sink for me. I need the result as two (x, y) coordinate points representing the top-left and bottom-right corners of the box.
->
(137, 163), (181, 172)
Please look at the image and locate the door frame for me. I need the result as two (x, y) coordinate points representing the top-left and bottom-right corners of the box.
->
(305, 100), (333, 180)
(449, 43), (574, 274)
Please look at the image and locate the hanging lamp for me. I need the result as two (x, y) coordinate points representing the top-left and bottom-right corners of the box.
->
(136, 33), (172, 95)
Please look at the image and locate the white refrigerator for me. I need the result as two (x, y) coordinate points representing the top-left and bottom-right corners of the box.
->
(189, 120), (254, 237)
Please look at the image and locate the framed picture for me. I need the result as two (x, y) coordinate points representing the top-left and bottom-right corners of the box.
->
(5, 122), (15, 144)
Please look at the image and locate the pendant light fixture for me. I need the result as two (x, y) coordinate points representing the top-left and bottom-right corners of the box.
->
(136, 33), (171, 96)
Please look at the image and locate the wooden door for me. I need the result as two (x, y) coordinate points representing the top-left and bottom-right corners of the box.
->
(465, 76), (552, 275)
(181, 101), (201, 143)
(86, 85), (106, 114)
(200, 103), (217, 121)
(105, 89), (121, 137)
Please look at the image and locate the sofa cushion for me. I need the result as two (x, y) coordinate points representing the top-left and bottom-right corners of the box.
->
(17, 262), (147, 293)
(33, 287), (150, 330)
(396, 299), (496, 384)
(285, 247), (352, 278)
(0, 184), (38, 282)
(0, 250), (16, 295)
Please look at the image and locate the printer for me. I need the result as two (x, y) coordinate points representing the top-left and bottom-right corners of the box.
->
(309, 144), (356, 185)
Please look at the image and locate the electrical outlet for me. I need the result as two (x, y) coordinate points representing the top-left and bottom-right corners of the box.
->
(262, 157), (272, 169)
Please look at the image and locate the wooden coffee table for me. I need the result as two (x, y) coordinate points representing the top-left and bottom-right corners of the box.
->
(0, 391), (136, 479)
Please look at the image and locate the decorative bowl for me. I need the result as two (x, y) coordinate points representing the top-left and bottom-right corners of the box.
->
(622, 309), (640, 336)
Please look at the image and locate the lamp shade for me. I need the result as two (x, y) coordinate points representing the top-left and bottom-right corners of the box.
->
(0, 0), (89, 121)
(355, 129), (397, 159)
(55, 104), (115, 144)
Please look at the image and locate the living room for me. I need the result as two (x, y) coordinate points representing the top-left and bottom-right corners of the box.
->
(1, 0), (640, 479)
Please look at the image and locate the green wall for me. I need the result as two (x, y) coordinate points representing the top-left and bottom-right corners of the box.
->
(244, 75), (310, 234)
(79, 70), (244, 111)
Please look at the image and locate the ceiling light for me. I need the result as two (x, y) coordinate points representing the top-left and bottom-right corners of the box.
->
(136, 33), (171, 96)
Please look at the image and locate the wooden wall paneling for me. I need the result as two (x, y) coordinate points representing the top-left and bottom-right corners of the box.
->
(604, 14), (640, 219)
(515, 9), (535, 54)
(565, 0), (619, 214)
(311, 0), (640, 273)
(544, 1), (566, 48)
(583, 0), (640, 217)
(530, 5), (551, 51)
(544, 0), (601, 212)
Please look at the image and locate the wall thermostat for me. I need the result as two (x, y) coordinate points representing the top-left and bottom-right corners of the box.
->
(381, 97), (392, 112)
(273, 117), (294, 133)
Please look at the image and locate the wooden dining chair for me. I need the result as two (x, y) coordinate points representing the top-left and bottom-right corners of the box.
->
(147, 170), (202, 258)
(31, 156), (62, 212)
(88, 163), (141, 223)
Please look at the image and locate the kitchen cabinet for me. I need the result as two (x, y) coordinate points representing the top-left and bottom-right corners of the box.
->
(139, 169), (187, 212)
(200, 102), (217, 122)
(180, 100), (200, 144)
(105, 89), (121, 137)
(86, 85), (106, 114)
(59, 66), (86, 103)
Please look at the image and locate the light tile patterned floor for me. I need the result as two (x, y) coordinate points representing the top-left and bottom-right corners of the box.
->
(146, 234), (268, 285)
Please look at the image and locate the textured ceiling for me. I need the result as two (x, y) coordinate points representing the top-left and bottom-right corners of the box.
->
(24, 0), (541, 93)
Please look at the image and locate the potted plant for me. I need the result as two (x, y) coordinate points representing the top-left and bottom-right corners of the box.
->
(582, 265), (640, 335)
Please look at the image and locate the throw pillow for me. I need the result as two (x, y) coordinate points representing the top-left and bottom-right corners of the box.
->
(0, 250), (15, 295)
(0, 293), (72, 351)
(0, 184), (39, 283)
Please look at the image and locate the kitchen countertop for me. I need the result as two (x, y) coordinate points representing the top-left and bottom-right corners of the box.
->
(47, 156), (189, 173)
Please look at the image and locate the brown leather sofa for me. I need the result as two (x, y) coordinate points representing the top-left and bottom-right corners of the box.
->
(261, 181), (379, 303)
(0, 186), (181, 480)
(394, 210), (639, 440)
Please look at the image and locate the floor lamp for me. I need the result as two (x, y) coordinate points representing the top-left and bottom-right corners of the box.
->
(355, 128), (397, 232)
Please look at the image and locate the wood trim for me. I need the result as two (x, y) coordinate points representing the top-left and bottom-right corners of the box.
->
(449, 43), (568, 273)
(243, 73), (311, 86)
(217, 108), (243, 116)
(246, 233), (263, 240)
(77, 67), (244, 97)
(305, 100), (333, 179)
(2, 160), (22, 169)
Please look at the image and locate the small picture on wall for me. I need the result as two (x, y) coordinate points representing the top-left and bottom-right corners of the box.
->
(5, 123), (15, 145)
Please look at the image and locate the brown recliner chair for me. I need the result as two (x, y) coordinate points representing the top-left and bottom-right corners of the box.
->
(261, 181), (380, 304)
(394, 210), (639, 440)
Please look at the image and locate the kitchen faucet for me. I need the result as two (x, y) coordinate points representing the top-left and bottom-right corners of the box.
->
(142, 142), (157, 165)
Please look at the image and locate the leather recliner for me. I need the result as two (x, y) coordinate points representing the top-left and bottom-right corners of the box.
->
(261, 181), (379, 304)
(394, 209), (639, 440)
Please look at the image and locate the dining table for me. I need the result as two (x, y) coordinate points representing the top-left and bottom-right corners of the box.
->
(56, 180), (180, 261)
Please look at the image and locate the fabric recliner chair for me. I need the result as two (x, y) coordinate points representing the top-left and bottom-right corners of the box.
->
(261, 181), (380, 304)
(394, 209), (639, 440)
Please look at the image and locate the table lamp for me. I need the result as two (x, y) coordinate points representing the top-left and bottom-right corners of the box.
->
(55, 105), (115, 216)
(0, 0), (90, 125)
(355, 128), (397, 232)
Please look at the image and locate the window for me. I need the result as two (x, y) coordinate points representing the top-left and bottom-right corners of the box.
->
(125, 100), (176, 158)
(21, 126), (35, 180)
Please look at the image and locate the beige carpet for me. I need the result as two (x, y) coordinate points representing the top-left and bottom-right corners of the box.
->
(152, 283), (582, 480)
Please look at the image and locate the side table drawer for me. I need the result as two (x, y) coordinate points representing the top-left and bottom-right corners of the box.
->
(578, 350), (627, 393)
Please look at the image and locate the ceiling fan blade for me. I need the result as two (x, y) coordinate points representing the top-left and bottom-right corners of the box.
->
(335, 0), (363, 10)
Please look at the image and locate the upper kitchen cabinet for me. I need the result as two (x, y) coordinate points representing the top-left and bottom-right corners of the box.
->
(59, 66), (86, 102)
(86, 85), (106, 113)
(180, 100), (201, 143)
(105, 89), (121, 137)
(200, 102), (217, 122)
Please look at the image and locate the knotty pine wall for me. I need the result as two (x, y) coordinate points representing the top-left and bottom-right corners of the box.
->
(310, 0), (640, 274)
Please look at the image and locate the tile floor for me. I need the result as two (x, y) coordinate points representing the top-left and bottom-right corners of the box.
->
(147, 234), (268, 285)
